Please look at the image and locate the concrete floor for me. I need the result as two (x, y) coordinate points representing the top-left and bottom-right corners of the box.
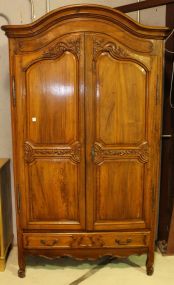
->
(0, 247), (174, 285)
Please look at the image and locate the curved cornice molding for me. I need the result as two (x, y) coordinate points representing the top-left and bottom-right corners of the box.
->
(1, 4), (170, 39)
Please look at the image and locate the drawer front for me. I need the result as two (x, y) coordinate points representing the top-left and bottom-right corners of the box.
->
(23, 232), (150, 249)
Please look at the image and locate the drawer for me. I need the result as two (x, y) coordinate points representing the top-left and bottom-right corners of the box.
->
(23, 232), (150, 249)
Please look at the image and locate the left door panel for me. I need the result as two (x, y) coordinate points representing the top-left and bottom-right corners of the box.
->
(14, 33), (85, 230)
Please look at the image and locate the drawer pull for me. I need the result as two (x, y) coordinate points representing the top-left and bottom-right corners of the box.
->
(40, 239), (58, 246)
(79, 243), (93, 247)
(115, 238), (132, 245)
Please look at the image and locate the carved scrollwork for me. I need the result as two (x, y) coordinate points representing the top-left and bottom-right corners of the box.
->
(43, 38), (80, 59)
(93, 38), (129, 61)
(70, 235), (104, 248)
(22, 37), (81, 71)
(93, 142), (149, 164)
(24, 141), (80, 164)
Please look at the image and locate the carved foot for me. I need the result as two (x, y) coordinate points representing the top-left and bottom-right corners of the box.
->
(146, 265), (154, 276)
(18, 269), (25, 278)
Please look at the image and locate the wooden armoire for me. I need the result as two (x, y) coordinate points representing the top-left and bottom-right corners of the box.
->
(2, 5), (169, 277)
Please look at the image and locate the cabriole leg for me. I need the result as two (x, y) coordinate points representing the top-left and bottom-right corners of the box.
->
(146, 251), (154, 276)
(18, 268), (25, 278)
(18, 249), (26, 278)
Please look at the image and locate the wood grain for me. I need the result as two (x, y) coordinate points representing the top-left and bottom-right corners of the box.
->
(26, 53), (78, 144)
(23, 232), (150, 249)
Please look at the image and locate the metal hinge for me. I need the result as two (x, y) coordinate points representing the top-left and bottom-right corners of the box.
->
(12, 76), (16, 107)
(17, 184), (21, 213)
(93, 60), (96, 72)
(152, 185), (155, 210)
(156, 75), (160, 105)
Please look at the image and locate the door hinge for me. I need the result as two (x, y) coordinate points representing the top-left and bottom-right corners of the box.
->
(93, 60), (96, 72)
(152, 185), (155, 211)
(17, 184), (21, 213)
(12, 76), (16, 107)
(156, 75), (160, 105)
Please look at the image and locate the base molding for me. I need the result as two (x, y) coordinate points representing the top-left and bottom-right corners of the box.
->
(18, 247), (153, 278)
(24, 247), (148, 260)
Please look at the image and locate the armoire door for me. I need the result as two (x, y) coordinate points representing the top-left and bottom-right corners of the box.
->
(15, 33), (86, 230)
(85, 33), (158, 231)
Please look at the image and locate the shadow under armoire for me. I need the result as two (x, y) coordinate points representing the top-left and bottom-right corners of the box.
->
(1, 4), (169, 278)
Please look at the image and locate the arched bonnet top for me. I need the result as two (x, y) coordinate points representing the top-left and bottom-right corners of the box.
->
(1, 4), (170, 39)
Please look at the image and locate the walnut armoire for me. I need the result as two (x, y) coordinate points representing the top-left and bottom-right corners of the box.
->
(1, 4), (169, 277)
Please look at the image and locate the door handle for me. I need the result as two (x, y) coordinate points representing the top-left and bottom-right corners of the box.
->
(91, 145), (95, 160)
(115, 238), (132, 245)
(40, 239), (58, 246)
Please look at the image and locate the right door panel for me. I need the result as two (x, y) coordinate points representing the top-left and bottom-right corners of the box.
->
(85, 33), (157, 231)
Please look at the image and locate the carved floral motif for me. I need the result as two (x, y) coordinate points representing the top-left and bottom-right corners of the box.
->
(70, 235), (105, 248)
(24, 141), (80, 164)
(93, 39), (129, 60)
(93, 142), (149, 164)
(43, 38), (80, 59)
(22, 37), (81, 72)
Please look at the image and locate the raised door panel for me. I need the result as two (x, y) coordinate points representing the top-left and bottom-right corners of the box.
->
(28, 160), (79, 222)
(96, 56), (146, 145)
(85, 33), (156, 231)
(96, 161), (143, 221)
(27, 53), (78, 144)
(15, 33), (85, 230)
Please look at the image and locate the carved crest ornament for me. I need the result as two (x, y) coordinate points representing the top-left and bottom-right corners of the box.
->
(93, 142), (149, 164)
(24, 141), (80, 164)
(93, 38), (129, 60)
(43, 38), (80, 59)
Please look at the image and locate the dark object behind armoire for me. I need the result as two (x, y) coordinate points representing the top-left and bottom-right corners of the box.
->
(117, 0), (174, 256)
(158, 2), (174, 254)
